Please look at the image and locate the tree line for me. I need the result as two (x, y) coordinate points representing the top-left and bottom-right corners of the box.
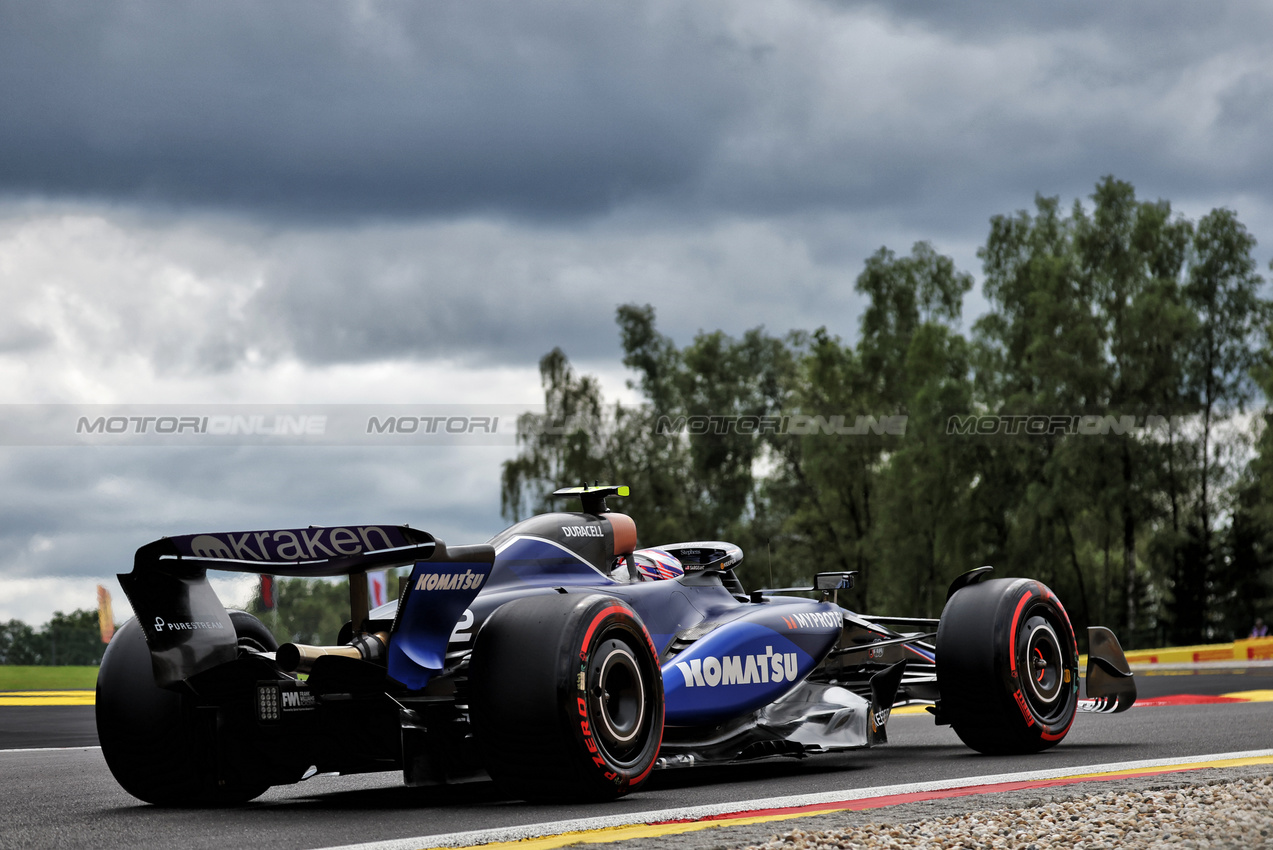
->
(502, 177), (1273, 649)
(0, 610), (107, 665)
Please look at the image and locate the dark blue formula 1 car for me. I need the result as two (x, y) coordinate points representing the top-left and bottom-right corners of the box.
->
(97, 486), (1137, 805)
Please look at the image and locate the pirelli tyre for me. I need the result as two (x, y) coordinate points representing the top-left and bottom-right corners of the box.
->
(96, 611), (277, 805)
(469, 593), (664, 801)
(936, 578), (1079, 755)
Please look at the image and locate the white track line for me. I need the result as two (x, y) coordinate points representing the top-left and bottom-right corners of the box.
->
(0, 746), (101, 754)
(318, 749), (1273, 850)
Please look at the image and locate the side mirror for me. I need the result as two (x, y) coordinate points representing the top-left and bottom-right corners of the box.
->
(749, 571), (857, 603)
(814, 572), (855, 591)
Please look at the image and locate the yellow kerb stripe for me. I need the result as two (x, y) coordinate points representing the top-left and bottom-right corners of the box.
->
(0, 691), (95, 706)
(434, 809), (839, 850)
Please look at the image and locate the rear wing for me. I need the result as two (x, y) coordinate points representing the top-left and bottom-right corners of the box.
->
(120, 524), (493, 686)
(132, 524), (438, 577)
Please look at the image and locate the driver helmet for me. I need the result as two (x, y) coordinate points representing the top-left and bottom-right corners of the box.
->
(632, 547), (685, 581)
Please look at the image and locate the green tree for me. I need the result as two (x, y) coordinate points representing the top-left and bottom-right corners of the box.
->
(42, 610), (107, 665)
(0, 619), (42, 664)
(972, 192), (1106, 633)
(1175, 208), (1270, 641)
(1074, 178), (1194, 637)
(869, 320), (977, 618)
(964, 179), (1264, 646)
(0, 610), (108, 666)
(761, 328), (881, 598)
(1212, 296), (1273, 640)
(502, 305), (797, 571)
(1221, 473), (1273, 640)
(739, 242), (979, 612)
(247, 578), (352, 646)
(612, 304), (719, 545)
(500, 347), (609, 522)
(494, 177), (1273, 648)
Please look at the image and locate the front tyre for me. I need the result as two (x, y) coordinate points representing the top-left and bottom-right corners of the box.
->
(469, 594), (663, 801)
(96, 612), (276, 805)
(936, 578), (1078, 755)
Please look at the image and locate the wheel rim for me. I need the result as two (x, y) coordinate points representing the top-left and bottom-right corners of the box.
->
(236, 634), (273, 654)
(1018, 613), (1066, 714)
(588, 637), (647, 760)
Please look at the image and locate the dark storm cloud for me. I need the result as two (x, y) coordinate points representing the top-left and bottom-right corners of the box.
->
(243, 226), (617, 365)
(4, 0), (1272, 228)
(815, 0), (1273, 186)
(231, 220), (852, 366)
(0, 1), (742, 219)
(5, 0), (1273, 374)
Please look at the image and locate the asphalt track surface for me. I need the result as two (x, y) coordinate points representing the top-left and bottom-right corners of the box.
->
(2, 670), (1271, 850)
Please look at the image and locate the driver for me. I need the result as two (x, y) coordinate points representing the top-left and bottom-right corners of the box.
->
(631, 547), (685, 581)
(611, 547), (686, 582)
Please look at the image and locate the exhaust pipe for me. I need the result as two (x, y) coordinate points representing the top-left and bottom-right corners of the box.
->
(276, 631), (389, 674)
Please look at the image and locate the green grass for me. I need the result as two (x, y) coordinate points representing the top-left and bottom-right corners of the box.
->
(0, 666), (99, 691)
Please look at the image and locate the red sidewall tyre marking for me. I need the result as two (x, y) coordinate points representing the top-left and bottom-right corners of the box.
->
(572, 604), (663, 791)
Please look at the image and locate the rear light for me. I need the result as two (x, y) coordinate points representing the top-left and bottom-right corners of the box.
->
(257, 683), (281, 722)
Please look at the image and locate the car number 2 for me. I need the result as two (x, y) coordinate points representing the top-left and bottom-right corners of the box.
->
(449, 608), (475, 644)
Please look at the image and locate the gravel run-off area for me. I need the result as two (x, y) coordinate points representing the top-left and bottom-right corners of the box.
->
(743, 773), (1273, 850)
(608, 767), (1273, 850)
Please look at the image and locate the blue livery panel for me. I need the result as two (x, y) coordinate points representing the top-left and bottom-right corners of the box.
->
(661, 603), (842, 725)
(608, 580), (741, 657)
(487, 536), (616, 588)
(388, 558), (494, 689)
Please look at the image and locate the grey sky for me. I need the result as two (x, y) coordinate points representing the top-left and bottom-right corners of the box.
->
(1, 0), (1270, 624)
(6, 1), (1271, 226)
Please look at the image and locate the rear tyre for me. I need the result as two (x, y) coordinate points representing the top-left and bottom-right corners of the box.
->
(96, 612), (275, 805)
(936, 578), (1078, 755)
(228, 609), (278, 653)
(469, 594), (663, 801)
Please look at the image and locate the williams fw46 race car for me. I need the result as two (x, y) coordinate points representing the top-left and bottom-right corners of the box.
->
(98, 486), (1137, 805)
